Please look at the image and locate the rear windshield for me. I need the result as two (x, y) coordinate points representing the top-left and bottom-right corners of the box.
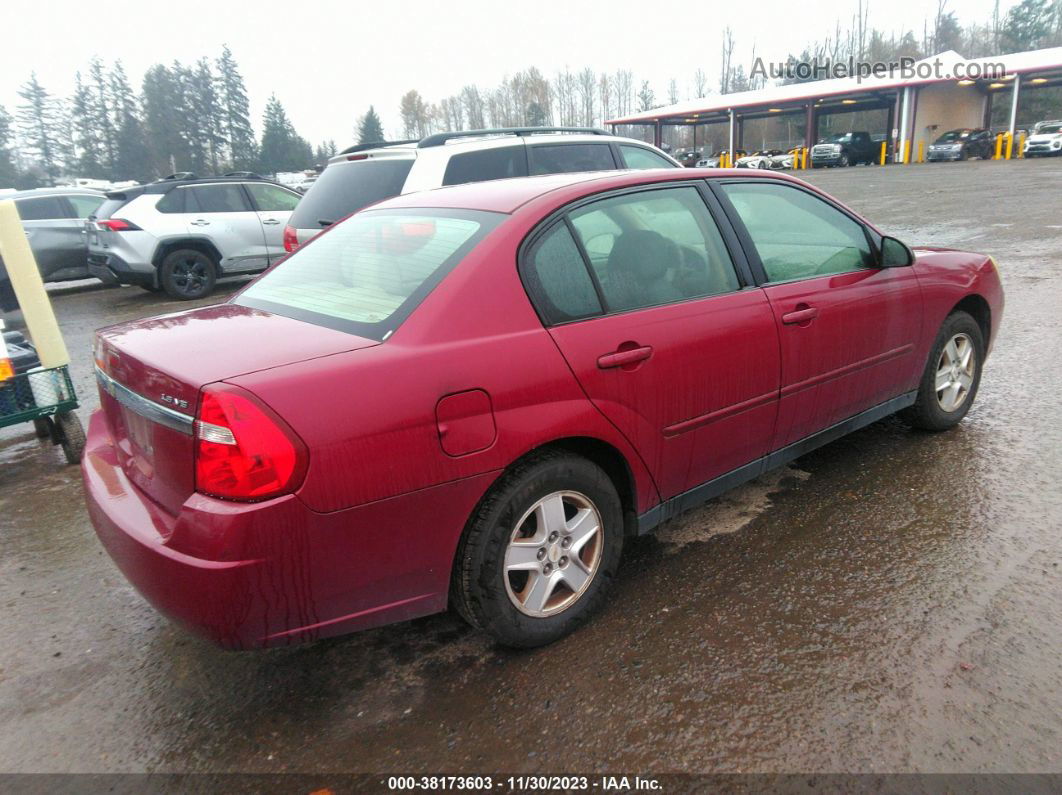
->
(235, 208), (503, 339)
(92, 197), (130, 220)
(288, 158), (414, 230)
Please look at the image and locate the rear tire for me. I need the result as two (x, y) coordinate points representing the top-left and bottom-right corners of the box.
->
(451, 451), (624, 648)
(160, 249), (217, 300)
(902, 311), (984, 431)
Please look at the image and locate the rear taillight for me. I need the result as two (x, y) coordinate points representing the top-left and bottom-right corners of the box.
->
(194, 384), (307, 501)
(97, 219), (140, 232)
(282, 224), (299, 253)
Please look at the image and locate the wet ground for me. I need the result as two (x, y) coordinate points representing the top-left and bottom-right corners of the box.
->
(1, 159), (1060, 776)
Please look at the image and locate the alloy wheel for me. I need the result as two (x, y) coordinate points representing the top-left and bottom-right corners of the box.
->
(172, 254), (210, 296)
(935, 332), (976, 412)
(503, 491), (603, 617)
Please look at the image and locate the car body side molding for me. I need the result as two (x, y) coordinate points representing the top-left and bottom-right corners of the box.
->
(636, 390), (918, 534)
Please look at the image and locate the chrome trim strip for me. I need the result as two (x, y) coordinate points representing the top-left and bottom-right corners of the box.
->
(94, 365), (194, 435)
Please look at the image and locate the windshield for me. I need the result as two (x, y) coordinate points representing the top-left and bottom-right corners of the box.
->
(935, 131), (970, 143)
(236, 208), (503, 339)
(288, 158), (415, 229)
(824, 134), (852, 143)
(1038, 124), (1062, 135)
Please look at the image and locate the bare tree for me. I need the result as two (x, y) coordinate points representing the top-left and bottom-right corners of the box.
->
(720, 27), (735, 94)
(693, 68), (708, 98)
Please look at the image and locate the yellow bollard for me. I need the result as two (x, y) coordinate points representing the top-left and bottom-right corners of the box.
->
(1018, 132), (1026, 158)
(917, 140), (925, 163)
(1005, 132), (1013, 160)
(880, 141), (887, 165)
(994, 133), (1003, 159)
(903, 140), (911, 164)
(803, 147), (809, 169)
(0, 201), (70, 367)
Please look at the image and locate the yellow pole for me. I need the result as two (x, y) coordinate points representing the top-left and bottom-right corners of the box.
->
(1005, 132), (1013, 160)
(1018, 131), (1026, 158)
(880, 141), (887, 165)
(803, 147), (809, 169)
(903, 140), (911, 164)
(994, 133), (1003, 159)
(917, 140), (925, 163)
(0, 200), (70, 368)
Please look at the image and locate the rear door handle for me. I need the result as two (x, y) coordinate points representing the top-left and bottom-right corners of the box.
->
(781, 306), (819, 325)
(190, 219), (210, 226)
(262, 219), (281, 225)
(597, 346), (653, 369)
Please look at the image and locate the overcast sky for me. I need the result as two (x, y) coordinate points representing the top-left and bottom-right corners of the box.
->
(2, 0), (1004, 146)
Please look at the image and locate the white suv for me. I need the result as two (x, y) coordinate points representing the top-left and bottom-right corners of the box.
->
(86, 175), (302, 299)
(285, 127), (680, 251)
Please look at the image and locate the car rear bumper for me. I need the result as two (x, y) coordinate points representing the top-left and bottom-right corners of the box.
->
(88, 252), (156, 288)
(82, 410), (496, 649)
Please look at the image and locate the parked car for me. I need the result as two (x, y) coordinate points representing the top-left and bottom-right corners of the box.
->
(736, 150), (794, 170)
(83, 168), (1003, 650)
(285, 127), (680, 252)
(811, 131), (877, 167)
(673, 149), (703, 167)
(927, 128), (994, 161)
(695, 149), (747, 167)
(1024, 120), (1062, 157)
(0, 188), (105, 312)
(85, 174), (302, 300)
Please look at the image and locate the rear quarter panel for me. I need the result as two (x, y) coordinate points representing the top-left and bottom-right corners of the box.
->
(912, 248), (1004, 358)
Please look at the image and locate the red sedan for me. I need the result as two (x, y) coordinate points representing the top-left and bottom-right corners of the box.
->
(83, 169), (1003, 649)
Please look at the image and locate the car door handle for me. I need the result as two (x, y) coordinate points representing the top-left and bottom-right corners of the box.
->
(781, 306), (819, 325)
(262, 219), (281, 225)
(597, 346), (653, 369)
(190, 219), (210, 226)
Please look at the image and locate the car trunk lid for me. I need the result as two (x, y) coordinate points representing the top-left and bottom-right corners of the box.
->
(94, 303), (378, 518)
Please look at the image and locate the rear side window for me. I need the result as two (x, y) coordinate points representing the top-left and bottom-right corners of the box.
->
(288, 159), (414, 230)
(67, 194), (104, 218)
(619, 145), (676, 169)
(523, 223), (603, 324)
(236, 209), (502, 339)
(188, 184), (252, 213)
(15, 196), (71, 220)
(442, 147), (528, 186)
(156, 189), (188, 213)
(246, 183), (301, 212)
(528, 144), (616, 175)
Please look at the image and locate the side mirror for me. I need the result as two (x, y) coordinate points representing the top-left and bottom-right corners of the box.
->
(880, 236), (914, 267)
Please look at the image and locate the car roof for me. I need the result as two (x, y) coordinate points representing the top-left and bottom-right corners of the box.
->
(106, 175), (294, 199)
(11, 187), (106, 198)
(327, 133), (669, 166)
(370, 168), (802, 215)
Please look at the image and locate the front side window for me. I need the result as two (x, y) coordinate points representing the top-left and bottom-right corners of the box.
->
(246, 183), (301, 212)
(188, 184), (252, 213)
(720, 182), (874, 282)
(619, 145), (676, 170)
(529, 144), (616, 175)
(236, 209), (502, 338)
(15, 196), (69, 220)
(442, 147), (528, 186)
(567, 187), (740, 313)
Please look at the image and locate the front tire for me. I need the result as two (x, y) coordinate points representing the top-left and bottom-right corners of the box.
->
(839, 153), (850, 167)
(902, 311), (984, 431)
(160, 249), (217, 300)
(451, 451), (624, 648)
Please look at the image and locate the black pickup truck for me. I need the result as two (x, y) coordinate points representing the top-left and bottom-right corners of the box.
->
(811, 131), (878, 167)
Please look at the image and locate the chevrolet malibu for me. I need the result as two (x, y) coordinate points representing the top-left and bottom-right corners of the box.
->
(83, 169), (1003, 649)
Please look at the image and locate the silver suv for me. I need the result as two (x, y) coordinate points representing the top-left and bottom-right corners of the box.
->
(286, 127), (679, 251)
(86, 175), (301, 300)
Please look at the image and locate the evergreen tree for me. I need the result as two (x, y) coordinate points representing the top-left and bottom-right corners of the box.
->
(70, 71), (105, 178)
(357, 105), (385, 144)
(142, 64), (191, 175)
(1001, 0), (1057, 51)
(0, 105), (17, 187)
(16, 72), (61, 182)
(216, 45), (257, 169)
(259, 95), (310, 173)
(88, 57), (116, 174)
(190, 58), (224, 173)
(171, 61), (209, 174)
(314, 139), (337, 164)
(108, 61), (152, 180)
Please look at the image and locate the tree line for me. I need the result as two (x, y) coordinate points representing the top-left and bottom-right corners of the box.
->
(2, 0), (1058, 188)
